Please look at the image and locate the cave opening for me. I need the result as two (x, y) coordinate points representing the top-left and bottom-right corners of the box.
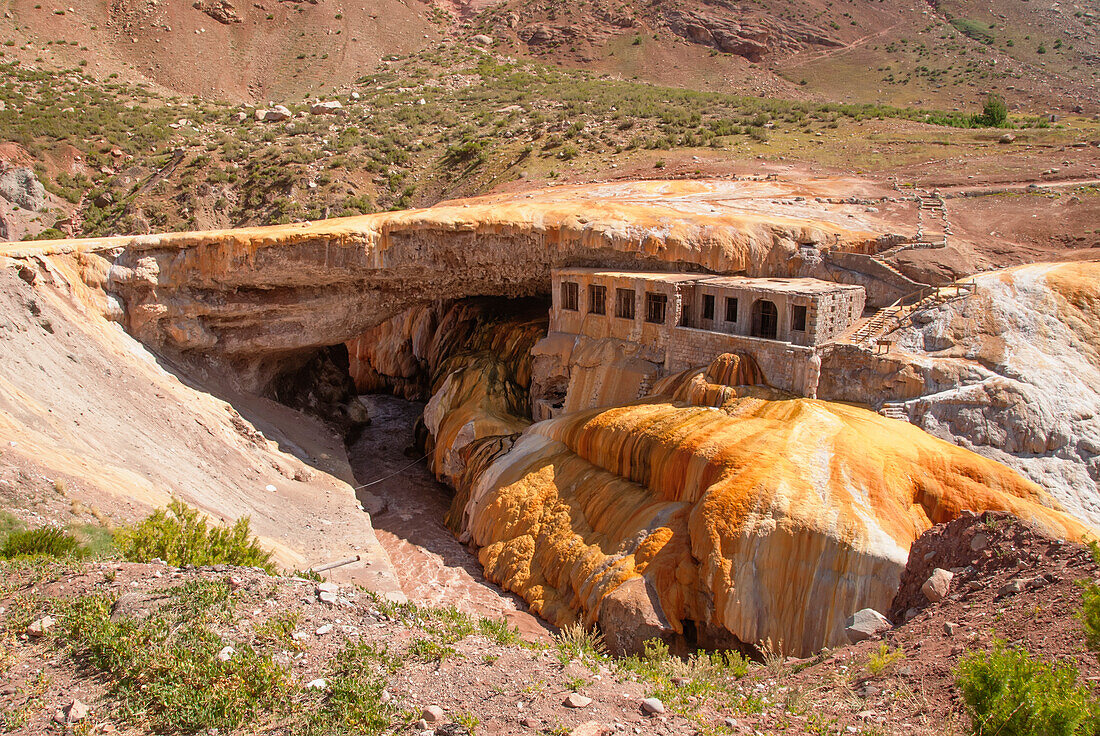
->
(263, 294), (554, 637)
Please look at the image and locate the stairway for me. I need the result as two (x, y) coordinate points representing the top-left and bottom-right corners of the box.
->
(879, 402), (910, 422)
(846, 281), (977, 346)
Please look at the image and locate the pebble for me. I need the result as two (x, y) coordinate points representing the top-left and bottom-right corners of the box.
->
(306, 678), (327, 690)
(944, 622), (959, 636)
(564, 693), (593, 708)
(27, 616), (55, 637)
(217, 645), (235, 661)
(315, 624), (333, 636)
(641, 697), (665, 715)
(53, 698), (88, 724)
(422, 705), (445, 722)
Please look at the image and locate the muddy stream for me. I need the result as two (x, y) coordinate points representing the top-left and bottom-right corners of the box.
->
(348, 394), (551, 641)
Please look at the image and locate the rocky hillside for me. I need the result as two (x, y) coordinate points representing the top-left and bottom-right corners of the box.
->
(1, 0), (1096, 112)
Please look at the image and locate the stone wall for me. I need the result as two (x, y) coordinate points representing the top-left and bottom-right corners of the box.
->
(666, 326), (817, 395)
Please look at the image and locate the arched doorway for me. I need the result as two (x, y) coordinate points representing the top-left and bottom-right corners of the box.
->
(751, 300), (778, 339)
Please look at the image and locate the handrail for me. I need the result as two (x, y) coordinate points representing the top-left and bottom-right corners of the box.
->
(856, 279), (976, 345)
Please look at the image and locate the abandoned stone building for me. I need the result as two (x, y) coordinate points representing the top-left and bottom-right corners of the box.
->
(547, 268), (865, 396)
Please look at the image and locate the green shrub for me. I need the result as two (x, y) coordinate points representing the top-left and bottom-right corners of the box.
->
(0, 527), (85, 560)
(955, 641), (1098, 736)
(974, 93), (1009, 127)
(115, 500), (275, 572)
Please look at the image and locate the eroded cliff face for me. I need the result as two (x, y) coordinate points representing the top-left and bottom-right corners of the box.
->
(2, 179), (910, 389)
(819, 261), (1100, 529)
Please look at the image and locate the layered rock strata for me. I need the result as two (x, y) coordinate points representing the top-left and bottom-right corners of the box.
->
(2, 179), (913, 389)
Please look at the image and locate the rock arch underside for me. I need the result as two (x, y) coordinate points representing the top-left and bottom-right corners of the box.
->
(1, 178), (1097, 657)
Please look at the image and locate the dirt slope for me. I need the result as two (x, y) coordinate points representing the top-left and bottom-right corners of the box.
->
(0, 255), (402, 595)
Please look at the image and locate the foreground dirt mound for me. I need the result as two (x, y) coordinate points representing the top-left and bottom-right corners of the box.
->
(887, 509), (1089, 622)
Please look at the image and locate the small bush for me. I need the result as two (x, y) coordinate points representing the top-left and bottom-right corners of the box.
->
(974, 93), (1009, 127)
(115, 500), (275, 572)
(555, 622), (607, 664)
(955, 641), (1098, 736)
(867, 643), (904, 676)
(0, 527), (85, 560)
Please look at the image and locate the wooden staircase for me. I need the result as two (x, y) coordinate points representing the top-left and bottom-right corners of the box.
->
(846, 280), (977, 346)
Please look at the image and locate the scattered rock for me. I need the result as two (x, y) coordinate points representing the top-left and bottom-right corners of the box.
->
(641, 697), (665, 715)
(317, 582), (338, 604)
(310, 100), (346, 116)
(305, 678), (327, 690)
(53, 698), (88, 724)
(27, 615), (56, 636)
(943, 622), (958, 636)
(570, 722), (611, 736)
(471, 34), (493, 46)
(969, 532), (989, 551)
(998, 577), (1029, 597)
(217, 645), (235, 661)
(921, 568), (953, 603)
(315, 624), (333, 635)
(844, 608), (890, 643)
(999, 133), (1016, 144)
(564, 693), (593, 708)
(421, 705), (445, 722)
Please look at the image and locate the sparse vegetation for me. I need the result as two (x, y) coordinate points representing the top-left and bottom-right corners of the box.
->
(1080, 541), (1100, 657)
(0, 527), (86, 560)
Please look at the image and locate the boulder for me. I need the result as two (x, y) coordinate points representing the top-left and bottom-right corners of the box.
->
(596, 576), (675, 657)
(471, 34), (493, 46)
(844, 608), (890, 643)
(921, 568), (953, 603)
(256, 105), (292, 122)
(310, 100), (346, 116)
(421, 705), (445, 722)
(0, 166), (46, 211)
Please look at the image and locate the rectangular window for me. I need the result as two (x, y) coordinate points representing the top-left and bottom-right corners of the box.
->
(792, 304), (807, 332)
(561, 281), (579, 311)
(725, 297), (738, 323)
(588, 284), (606, 315)
(615, 288), (635, 320)
(702, 294), (715, 321)
(644, 292), (667, 324)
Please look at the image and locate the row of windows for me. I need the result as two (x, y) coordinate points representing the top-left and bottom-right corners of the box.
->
(559, 282), (807, 331)
(561, 282), (667, 323)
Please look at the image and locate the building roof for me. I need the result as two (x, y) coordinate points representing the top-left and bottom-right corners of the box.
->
(553, 268), (863, 296)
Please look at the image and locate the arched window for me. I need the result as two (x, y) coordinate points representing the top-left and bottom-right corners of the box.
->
(751, 299), (778, 339)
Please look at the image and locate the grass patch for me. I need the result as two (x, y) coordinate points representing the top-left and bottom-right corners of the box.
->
(61, 589), (291, 733)
(115, 499), (275, 572)
(301, 641), (404, 735)
(616, 638), (752, 709)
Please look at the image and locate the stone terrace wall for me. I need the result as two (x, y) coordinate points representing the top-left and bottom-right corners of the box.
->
(666, 326), (817, 395)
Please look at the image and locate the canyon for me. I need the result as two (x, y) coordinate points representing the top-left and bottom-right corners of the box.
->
(1, 178), (1097, 663)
